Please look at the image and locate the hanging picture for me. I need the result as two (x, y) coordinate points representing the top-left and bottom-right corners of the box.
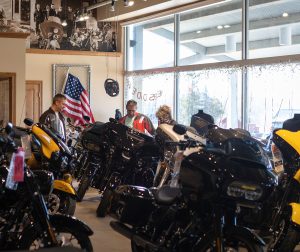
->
(0, 0), (117, 52)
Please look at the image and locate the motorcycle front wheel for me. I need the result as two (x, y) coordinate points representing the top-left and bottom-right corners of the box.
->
(96, 189), (113, 217)
(276, 226), (300, 252)
(52, 190), (76, 216)
(21, 221), (93, 252)
(77, 176), (92, 202)
(194, 233), (264, 252)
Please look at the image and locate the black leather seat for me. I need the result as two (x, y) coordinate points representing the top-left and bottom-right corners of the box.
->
(153, 185), (181, 205)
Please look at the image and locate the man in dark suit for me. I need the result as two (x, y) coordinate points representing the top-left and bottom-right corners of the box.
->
(33, 4), (44, 34)
(49, 3), (57, 17)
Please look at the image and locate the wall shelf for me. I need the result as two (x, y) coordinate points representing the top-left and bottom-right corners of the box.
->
(26, 48), (122, 57)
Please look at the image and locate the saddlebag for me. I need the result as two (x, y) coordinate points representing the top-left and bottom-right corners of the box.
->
(109, 185), (154, 226)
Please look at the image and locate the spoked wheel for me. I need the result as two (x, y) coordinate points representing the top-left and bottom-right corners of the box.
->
(195, 233), (263, 252)
(26, 223), (93, 252)
(52, 190), (76, 216)
(47, 193), (60, 214)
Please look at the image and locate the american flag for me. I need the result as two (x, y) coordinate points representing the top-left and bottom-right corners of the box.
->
(63, 73), (95, 124)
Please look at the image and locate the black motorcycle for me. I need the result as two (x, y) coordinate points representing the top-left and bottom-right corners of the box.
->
(0, 123), (93, 251)
(76, 119), (160, 214)
(109, 124), (271, 251)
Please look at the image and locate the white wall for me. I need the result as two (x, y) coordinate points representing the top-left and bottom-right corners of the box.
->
(26, 53), (123, 122)
(0, 37), (26, 126)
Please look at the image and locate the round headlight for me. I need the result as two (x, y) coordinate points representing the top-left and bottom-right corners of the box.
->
(227, 181), (263, 201)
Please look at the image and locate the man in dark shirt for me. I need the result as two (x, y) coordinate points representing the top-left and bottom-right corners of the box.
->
(33, 4), (44, 34)
(39, 94), (67, 141)
(49, 3), (57, 17)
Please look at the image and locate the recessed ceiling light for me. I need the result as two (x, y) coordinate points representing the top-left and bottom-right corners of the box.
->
(217, 25), (223, 30)
(224, 24), (231, 28)
(196, 30), (201, 34)
(282, 12), (289, 17)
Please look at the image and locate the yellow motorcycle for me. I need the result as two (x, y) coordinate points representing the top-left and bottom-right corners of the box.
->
(267, 128), (300, 251)
(24, 118), (77, 215)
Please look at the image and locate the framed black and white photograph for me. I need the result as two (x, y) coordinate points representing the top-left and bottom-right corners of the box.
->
(0, 0), (117, 52)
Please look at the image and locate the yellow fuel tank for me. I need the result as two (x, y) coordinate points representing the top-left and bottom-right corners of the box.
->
(275, 129), (300, 155)
(32, 125), (60, 159)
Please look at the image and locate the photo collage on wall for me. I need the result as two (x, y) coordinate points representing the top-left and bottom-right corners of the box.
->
(0, 0), (117, 52)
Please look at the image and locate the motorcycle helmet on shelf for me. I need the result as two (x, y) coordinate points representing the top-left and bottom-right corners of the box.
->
(104, 78), (119, 97)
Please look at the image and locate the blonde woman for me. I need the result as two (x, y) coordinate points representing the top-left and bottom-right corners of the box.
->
(155, 105), (176, 125)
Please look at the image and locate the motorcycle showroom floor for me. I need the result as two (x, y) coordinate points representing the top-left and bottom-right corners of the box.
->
(75, 188), (131, 252)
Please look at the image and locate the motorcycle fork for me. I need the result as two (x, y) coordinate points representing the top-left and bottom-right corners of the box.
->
(214, 208), (224, 252)
(25, 171), (58, 245)
(270, 179), (294, 232)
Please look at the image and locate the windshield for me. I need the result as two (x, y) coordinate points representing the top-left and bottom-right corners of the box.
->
(207, 126), (270, 167)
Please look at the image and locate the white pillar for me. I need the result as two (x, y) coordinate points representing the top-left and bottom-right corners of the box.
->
(279, 26), (292, 46)
(225, 35), (236, 52)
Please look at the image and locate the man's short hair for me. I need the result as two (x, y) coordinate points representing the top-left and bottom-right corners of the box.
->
(126, 100), (137, 107)
(53, 94), (66, 104)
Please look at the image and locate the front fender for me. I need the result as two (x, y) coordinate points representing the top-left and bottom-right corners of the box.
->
(289, 203), (300, 226)
(193, 226), (265, 251)
(50, 214), (93, 236)
(53, 180), (76, 196)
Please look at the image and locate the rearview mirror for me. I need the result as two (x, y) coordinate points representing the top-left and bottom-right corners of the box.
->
(5, 122), (13, 135)
(173, 124), (187, 135)
(24, 118), (34, 126)
(109, 118), (117, 123)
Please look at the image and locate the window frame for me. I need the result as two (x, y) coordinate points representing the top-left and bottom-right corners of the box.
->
(123, 0), (300, 130)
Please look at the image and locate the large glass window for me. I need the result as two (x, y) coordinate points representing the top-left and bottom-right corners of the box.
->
(177, 68), (241, 128)
(126, 16), (174, 71)
(179, 0), (242, 66)
(124, 0), (300, 133)
(249, 0), (300, 59)
(247, 63), (300, 139)
(124, 73), (175, 126)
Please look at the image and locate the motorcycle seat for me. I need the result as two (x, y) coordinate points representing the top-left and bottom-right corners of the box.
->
(154, 185), (181, 205)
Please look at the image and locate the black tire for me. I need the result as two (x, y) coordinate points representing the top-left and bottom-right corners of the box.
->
(131, 240), (144, 252)
(194, 232), (263, 252)
(53, 190), (76, 216)
(96, 189), (113, 217)
(277, 226), (300, 252)
(21, 220), (93, 251)
(77, 175), (92, 202)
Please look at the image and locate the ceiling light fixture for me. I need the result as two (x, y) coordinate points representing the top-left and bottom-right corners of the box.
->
(196, 30), (201, 34)
(282, 12), (289, 17)
(217, 25), (223, 29)
(224, 24), (231, 28)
